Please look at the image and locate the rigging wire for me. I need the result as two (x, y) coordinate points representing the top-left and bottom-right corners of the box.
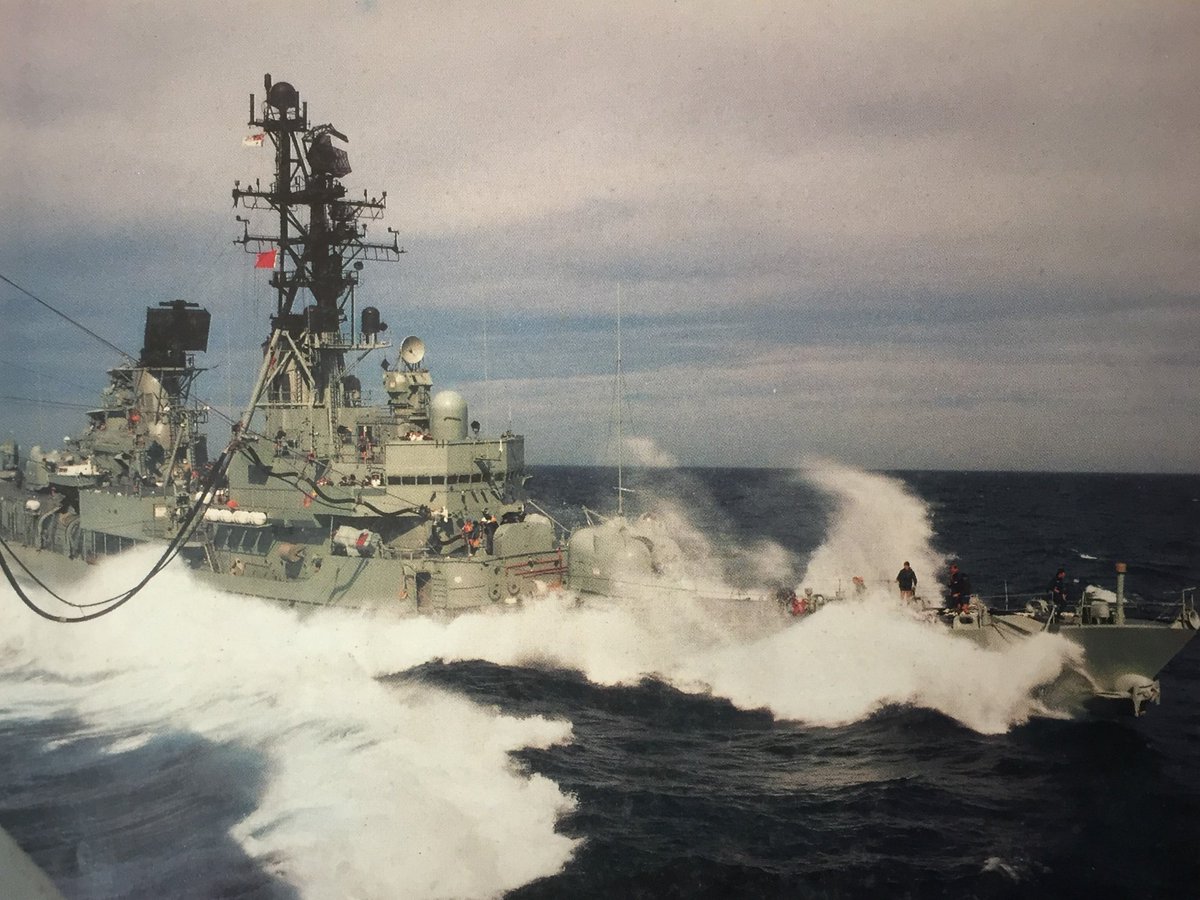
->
(0, 331), (281, 622)
(0, 325), (289, 623)
(0, 396), (93, 411)
(0, 444), (236, 622)
(0, 358), (102, 396)
(0, 272), (134, 361)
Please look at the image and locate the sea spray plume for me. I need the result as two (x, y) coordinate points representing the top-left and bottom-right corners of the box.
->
(741, 539), (798, 589)
(637, 498), (805, 594)
(796, 460), (945, 599)
(621, 435), (679, 469)
(364, 591), (785, 689)
(0, 549), (578, 899)
(601, 434), (803, 593)
(681, 595), (1082, 733)
(619, 502), (727, 587)
(628, 496), (806, 595)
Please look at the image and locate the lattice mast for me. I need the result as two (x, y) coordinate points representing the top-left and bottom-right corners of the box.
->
(232, 74), (402, 414)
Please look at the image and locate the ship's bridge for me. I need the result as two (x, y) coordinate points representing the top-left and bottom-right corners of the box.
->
(380, 434), (524, 488)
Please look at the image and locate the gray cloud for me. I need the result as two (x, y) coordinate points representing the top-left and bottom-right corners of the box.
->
(1, 1), (1198, 470)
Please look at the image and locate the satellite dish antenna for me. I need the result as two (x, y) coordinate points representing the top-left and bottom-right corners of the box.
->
(400, 335), (426, 366)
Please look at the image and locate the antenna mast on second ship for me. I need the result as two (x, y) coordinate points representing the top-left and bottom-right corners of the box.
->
(232, 74), (403, 413)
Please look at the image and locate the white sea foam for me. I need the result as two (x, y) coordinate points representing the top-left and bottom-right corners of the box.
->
(360, 587), (1075, 734)
(373, 590), (1073, 736)
(682, 594), (1080, 733)
(0, 553), (577, 900)
(982, 856), (1023, 881)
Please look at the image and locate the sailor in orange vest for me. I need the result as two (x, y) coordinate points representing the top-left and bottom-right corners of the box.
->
(461, 519), (476, 556)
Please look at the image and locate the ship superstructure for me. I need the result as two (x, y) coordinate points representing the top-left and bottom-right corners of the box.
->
(192, 75), (563, 611)
(0, 300), (210, 562)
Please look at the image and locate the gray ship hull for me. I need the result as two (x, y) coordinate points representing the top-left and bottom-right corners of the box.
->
(946, 608), (1197, 714)
(195, 546), (564, 615)
(0, 489), (565, 616)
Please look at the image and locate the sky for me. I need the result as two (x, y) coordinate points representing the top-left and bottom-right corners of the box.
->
(1, 1), (1198, 471)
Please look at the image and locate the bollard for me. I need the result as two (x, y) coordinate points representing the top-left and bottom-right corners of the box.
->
(1115, 562), (1127, 626)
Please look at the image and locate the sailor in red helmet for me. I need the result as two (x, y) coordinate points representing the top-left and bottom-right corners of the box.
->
(947, 564), (972, 612)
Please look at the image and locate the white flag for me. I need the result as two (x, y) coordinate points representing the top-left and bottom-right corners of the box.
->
(242, 133), (265, 148)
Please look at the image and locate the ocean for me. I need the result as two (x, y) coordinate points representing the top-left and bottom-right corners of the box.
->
(1, 465), (1198, 899)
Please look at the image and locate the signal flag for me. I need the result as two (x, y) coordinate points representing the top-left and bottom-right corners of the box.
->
(254, 249), (277, 269)
(243, 133), (265, 147)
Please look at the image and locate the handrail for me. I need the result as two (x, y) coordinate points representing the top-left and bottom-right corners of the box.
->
(523, 499), (573, 538)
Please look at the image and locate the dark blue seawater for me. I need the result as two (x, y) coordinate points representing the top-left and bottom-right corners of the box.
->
(2, 468), (1199, 899)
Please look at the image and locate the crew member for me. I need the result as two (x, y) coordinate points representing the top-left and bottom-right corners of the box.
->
(1047, 568), (1068, 608)
(947, 563), (972, 612)
(775, 586), (797, 613)
(482, 511), (499, 555)
(896, 562), (918, 602)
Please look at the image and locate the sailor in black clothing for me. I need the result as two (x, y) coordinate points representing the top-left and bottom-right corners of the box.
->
(896, 562), (918, 602)
(482, 511), (499, 555)
(1047, 568), (1068, 608)
(947, 564), (972, 611)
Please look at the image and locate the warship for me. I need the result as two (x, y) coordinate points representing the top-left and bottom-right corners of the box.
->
(0, 76), (1196, 713)
(0, 75), (563, 616)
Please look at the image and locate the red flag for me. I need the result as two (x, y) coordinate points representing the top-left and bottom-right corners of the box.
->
(242, 132), (265, 147)
(254, 249), (277, 269)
